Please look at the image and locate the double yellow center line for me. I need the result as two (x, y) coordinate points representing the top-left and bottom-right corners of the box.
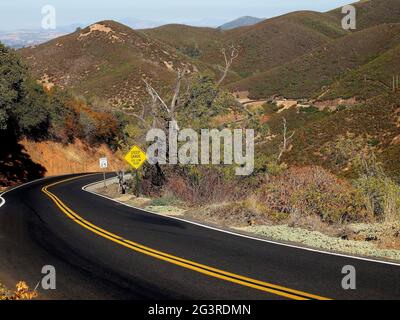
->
(42, 175), (330, 300)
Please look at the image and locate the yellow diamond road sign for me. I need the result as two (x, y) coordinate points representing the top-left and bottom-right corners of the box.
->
(124, 145), (147, 170)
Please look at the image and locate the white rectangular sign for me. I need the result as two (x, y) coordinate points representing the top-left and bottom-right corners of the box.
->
(99, 157), (108, 169)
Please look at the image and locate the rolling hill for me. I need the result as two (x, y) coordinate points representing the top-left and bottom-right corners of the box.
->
(142, 0), (400, 102)
(143, 10), (348, 80)
(25, 9), (341, 104)
(323, 42), (400, 101)
(229, 22), (400, 99)
(224, 11), (348, 78)
(19, 21), (200, 108)
(225, 0), (400, 100)
(328, 0), (400, 31)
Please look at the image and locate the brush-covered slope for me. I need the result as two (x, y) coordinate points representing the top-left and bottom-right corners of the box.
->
(258, 92), (400, 179)
(323, 43), (400, 100)
(328, 0), (400, 31)
(225, 11), (348, 78)
(141, 25), (225, 68)
(20, 21), (198, 108)
(287, 93), (400, 179)
(229, 23), (400, 99)
(143, 11), (348, 80)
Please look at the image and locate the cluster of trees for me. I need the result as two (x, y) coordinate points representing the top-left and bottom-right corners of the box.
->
(0, 43), (49, 139)
(48, 92), (126, 147)
(0, 42), (126, 149)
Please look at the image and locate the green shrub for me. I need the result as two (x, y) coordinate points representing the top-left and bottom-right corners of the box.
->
(290, 185), (367, 224)
(150, 194), (181, 207)
(179, 46), (201, 59)
(336, 105), (348, 111)
(259, 166), (369, 224)
(263, 103), (280, 113)
(321, 133), (384, 177)
(0, 43), (50, 138)
(253, 152), (288, 177)
(265, 160), (288, 176)
(354, 176), (400, 222)
(163, 166), (237, 205)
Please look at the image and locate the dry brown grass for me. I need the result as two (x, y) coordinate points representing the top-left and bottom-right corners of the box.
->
(20, 138), (125, 176)
(186, 201), (269, 228)
(285, 212), (362, 242)
(348, 222), (400, 250)
(377, 237), (400, 250)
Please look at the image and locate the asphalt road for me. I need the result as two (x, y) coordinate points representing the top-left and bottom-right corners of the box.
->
(0, 173), (399, 300)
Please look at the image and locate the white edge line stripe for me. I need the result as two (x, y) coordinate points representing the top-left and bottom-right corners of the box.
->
(81, 176), (400, 267)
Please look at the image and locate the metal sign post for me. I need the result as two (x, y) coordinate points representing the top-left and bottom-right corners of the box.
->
(99, 157), (108, 188)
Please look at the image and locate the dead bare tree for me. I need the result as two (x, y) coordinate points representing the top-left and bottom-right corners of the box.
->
(134, 43), (240, 130)
(277, 117), (295, 162)
(128, 44), (242, 136)
(142, 67), (188, 129)
(217, 45), (240, 86)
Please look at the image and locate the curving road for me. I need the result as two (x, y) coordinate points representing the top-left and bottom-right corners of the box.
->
(0, 173), (399, 300)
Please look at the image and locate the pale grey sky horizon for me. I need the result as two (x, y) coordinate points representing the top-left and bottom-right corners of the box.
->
(0, 0), (354, 31)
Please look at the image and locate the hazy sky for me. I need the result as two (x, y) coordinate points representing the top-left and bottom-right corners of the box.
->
(0, 0), (353, 31)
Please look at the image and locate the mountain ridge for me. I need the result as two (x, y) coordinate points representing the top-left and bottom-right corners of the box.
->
(228, 22), (400, 99)
(218, 16), (264, 30)
(19, 20), (200, 108)
(17, 0), (400, 107)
